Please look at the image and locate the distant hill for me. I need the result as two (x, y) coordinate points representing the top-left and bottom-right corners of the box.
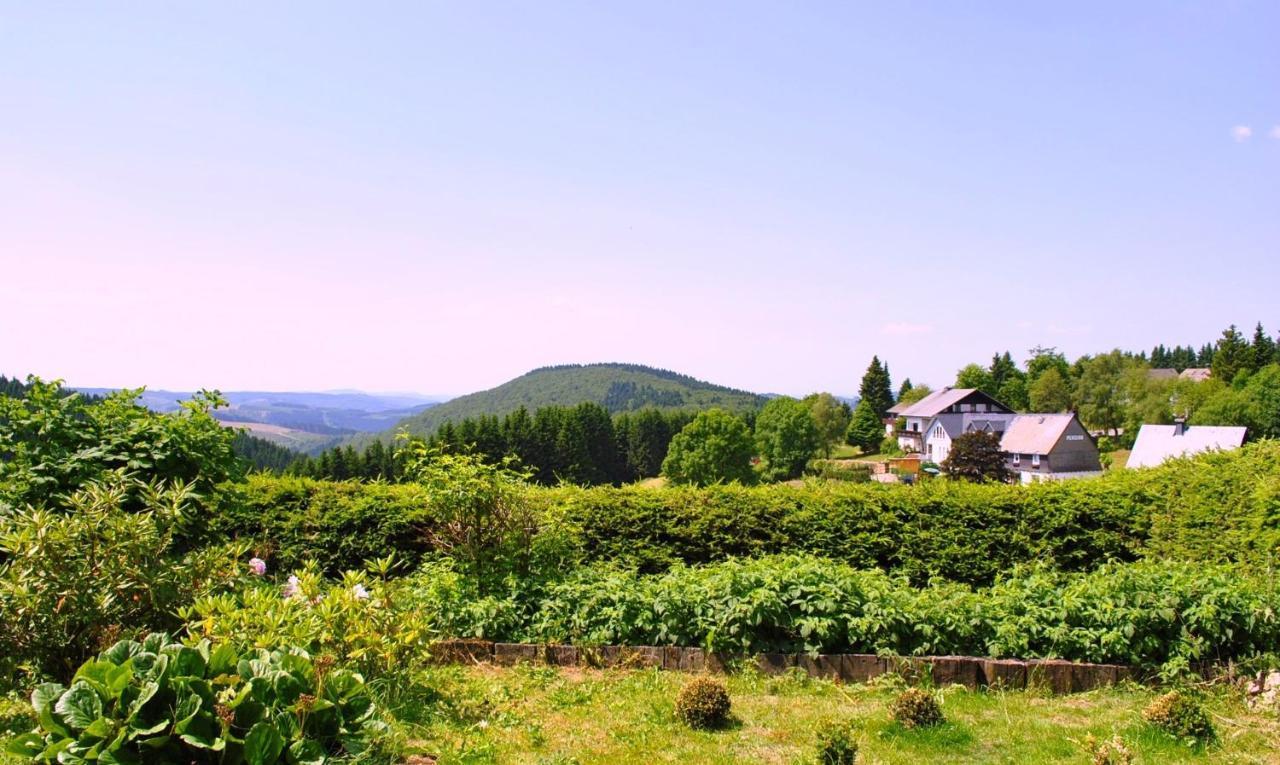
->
(380, 363), (766, 439)
(72, 388), (442, 453)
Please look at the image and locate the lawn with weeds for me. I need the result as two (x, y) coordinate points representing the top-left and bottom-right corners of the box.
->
(380, 666), (1279, 764)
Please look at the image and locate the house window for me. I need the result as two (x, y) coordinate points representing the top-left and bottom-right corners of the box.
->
(977, 403), (987, 412)
(1032, 454), (1041, 467)
(1012, 454), (1020, 466)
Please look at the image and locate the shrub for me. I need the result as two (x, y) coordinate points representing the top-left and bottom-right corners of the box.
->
(183, 557), (436, 679)
(889, 688), (943, 729)
(674, 677), (731, 730)
(0, 378), (241, 514)
(1084, 734), (1134, 765)
(814, 718), (859, 764)
(1142, 690), (1215, 743)
(661, 409), (756, 487)
(5, 633), (384, 764)
(0, 478), (247, 680)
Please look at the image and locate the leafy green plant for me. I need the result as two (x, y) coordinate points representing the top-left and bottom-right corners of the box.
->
(673, 677), (730, 730)
(1142, 690), (1215, 743)
(184, 557), (436, 680)
(889, 688), (943, 729)
(0, 378), (241, 514)
(5, 633), (384, 764)
(813, 718), (859, 764)
(0, 478), (248, 679)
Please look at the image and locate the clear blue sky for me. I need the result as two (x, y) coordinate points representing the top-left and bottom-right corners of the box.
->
(2, 2), (1277, 396)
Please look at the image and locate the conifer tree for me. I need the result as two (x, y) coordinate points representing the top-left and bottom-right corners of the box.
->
(897, 378), (913, 400)
(857, 356), (894, 419)
(1250, 322), (1276, 371)
(1211, 324), (1249, 382)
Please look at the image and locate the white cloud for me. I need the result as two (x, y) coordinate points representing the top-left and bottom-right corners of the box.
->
(1231, 125), (1253, 142)
(881, 322), (934, 336)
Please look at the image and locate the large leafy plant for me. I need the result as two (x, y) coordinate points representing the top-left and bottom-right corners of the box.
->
(0, 479), (248, 680)
(184, 558), (435, 679)
(6, 633), (383, 764)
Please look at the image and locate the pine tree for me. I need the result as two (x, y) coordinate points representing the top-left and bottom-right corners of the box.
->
(898, 378), (913, 400)
(1211, 324), (1249, 382)
(1250, 322), (1276, 371)
(858, 356), (894, 419)
(845, 399), (884, 453)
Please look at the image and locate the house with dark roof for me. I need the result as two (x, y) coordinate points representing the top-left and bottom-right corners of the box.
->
(1128, 420), (1246, 468)
(893, 388), (1016, 463)
(999, 413), (1102, 483)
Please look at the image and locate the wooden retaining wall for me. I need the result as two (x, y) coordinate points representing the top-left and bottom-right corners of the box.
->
(429, 640), (1136, 695)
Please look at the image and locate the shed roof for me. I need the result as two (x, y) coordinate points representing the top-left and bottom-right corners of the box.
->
(1128, 424), (1246, 468)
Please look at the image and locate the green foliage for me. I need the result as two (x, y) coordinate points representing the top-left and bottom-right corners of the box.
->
(1211, 324), (1250, 383)
(226, 442), (1280, 589)
(0, 378), (241, 513)
(0, 478), (248, 680)
(1028, 367), (1072, 412)
(184, 560), (435, 680)
(806, 460), (872, 483)
(813, 719), (859, 765)
(673, 677), (730, 730)
(387, 363), (764, 441)
(661, 409), (756, 487)
(857, 357), (894, 419)
(954, 364), (994, 396)
(398, 443), (537, 588)
(844, 400), (883, 453)
(940, 432), (1011, 483)
(756, 397), (821, 481)
(6, 633), (383, 764)
(889, 688), (943, 729)
(1075, 351), (1143, 434)
(805, 393), (852, 458)
(895, 384), (932, 408)
(1141, 691), (1215, 743)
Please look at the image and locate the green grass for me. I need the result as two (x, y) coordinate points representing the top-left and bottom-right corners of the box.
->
(376, 665), (1278, 764)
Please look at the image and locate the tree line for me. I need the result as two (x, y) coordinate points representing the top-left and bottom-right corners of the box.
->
(287, 404), (703, 485)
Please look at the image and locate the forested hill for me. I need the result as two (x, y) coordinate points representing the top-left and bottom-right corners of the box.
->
(381, 363), (766, 439)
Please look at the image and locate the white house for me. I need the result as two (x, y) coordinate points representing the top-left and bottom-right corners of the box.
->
(892, 388), (1016, 462)
(1128, 421), (1247, 468)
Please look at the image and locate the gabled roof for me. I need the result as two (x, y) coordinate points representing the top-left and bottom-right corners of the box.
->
(999, 413), (1079, 455)
(1148, 368), (1178, 381)
(897, 387), (1012, 418)
(1179, 368), (1211, 382)
(1128, 424), (1246, 468)
(930, 412), (1017, 439)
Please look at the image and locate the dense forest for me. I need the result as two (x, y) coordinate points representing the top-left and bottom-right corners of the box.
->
(380, 362), (765, 441)
(289, 403), (700, 485)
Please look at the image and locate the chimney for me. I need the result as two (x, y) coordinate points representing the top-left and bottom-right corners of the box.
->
(1173, 417), (1187, 437)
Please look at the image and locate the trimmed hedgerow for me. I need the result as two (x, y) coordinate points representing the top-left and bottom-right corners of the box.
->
(215, 442), (1280, 584)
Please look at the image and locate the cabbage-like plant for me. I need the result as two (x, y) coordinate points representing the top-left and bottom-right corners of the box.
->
(6, 632), (383, 764)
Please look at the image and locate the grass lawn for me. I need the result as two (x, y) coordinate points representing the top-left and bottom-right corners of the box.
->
(383, 665), (1279, 764)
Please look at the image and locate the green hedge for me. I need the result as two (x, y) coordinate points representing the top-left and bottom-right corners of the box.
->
(212, 442), (1280, 584)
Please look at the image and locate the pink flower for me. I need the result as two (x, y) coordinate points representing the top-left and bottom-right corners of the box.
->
(248, 558), (267, 576)
(352, 584), (370, 600)
(283, 575), (301, 599)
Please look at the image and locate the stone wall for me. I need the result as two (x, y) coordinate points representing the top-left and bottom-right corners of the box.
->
(428, 640), (1135, 695)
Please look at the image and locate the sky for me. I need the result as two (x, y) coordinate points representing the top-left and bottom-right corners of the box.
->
(2, 2), (1278, 397)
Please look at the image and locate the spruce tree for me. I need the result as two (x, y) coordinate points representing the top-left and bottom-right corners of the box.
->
(858, 356), (894, 419)
(1250, 322), (1276, 371)
(898, 378), (913, 400)
(1211, 324), (1249, 382)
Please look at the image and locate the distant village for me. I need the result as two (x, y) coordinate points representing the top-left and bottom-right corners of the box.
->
(880, 373), (1246, 484)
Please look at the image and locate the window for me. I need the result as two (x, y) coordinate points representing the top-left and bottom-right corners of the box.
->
(1012, 454), (1020, 466)
(1032, 453), (1041, 467)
